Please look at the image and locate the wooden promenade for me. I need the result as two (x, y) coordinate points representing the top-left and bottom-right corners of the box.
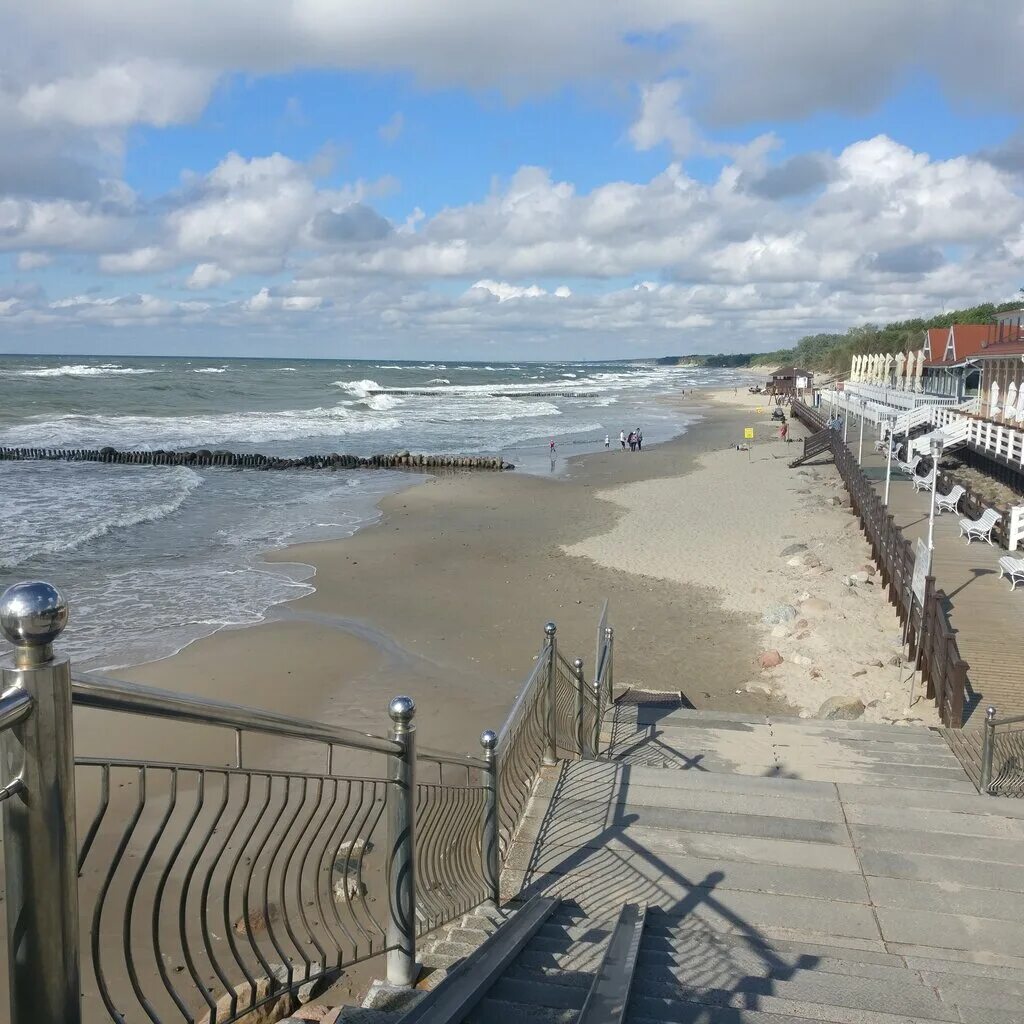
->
(844, 414), (1024, 731)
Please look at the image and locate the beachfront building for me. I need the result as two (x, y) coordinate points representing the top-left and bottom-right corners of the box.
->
(767, 365), (813, 396)
(973, 318), (1024, 422)
(918, 324), (988, 401)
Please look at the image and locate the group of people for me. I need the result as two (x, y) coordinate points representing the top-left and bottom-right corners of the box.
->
(618, 428), (643, 451)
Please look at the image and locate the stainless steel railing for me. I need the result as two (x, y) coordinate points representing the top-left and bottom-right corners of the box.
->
(0, 581), (611, 1024)
(979, 706), (1024, 796)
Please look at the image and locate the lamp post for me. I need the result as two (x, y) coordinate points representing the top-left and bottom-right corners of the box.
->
(858, 398), (866, 464)
(884, 418), (895, 505)
(927, 436), (942, 553)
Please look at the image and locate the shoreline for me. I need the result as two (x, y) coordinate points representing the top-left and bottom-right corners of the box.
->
(105, 383), (931, 771)
(109, 393), (772, 760)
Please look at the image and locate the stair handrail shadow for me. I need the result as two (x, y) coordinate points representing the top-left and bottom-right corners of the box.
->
(512, 759), (821, 1011)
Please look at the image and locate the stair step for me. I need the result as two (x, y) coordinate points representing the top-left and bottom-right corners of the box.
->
(467, 1000), (574, 1024)
(488, 975), (587, 1011)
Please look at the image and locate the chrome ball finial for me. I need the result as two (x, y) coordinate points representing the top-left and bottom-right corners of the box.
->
(987, 706), (998, 720)
(480, 729), (498, 752)
(388, 695), (416, 723)
(0, 581), (68, 649)
(544, 621), (557, 638)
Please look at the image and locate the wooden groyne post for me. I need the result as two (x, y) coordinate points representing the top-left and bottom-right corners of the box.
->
(0, 447), (508, 471)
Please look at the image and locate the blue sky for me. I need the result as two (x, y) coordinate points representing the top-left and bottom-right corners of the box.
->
(3, 2), (1024, 358)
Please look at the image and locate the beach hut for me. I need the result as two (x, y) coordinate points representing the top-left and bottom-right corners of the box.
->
(767, 366), (813, 398)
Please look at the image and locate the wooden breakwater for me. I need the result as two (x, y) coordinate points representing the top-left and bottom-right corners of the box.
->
(0, 446), (507, 471)
(367, 389), (598, 398)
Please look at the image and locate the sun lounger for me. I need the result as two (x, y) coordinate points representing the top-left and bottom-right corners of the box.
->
(894, 454), (922, 477)
(912, 472), (933, 493)
(936, 484), (965, 515)
(998, 556), (1024, 591)
(958, 507), (1001, 545)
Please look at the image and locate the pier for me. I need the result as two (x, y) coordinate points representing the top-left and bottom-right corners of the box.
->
(0, 445), (507, 470)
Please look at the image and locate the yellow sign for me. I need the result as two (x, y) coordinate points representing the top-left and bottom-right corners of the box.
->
(744, 427), (755, 440)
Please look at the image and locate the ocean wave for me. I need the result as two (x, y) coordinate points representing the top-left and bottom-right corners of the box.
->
(193, 367), (228, 374)
(363, 394), (402, 412)
(12, 363), (158, 378)
(1, 466), (203, 568)
(333, 378), (381, 399)
(0, 405), (402, 448)
(425, 378), (451, 384)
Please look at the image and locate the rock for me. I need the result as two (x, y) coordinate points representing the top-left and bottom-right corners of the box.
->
(757, 650), (783, 670)
(745, 683), (773, 696)
(213, 975), (296, 1024)
(800, 598), (831, 617)
(779, 543), (808, 557)
(791, 654), (813, 667)
(888, 654), (902, 666)
(234, 905), (279, 935)
(850, 571), (871, 585)
(270, 962), (329, 1005)
(818, 696), (866, 721)
(761, 604), (798, 626)
(286, 1008), (341, 1023)
(852, 669), (867, 677)
(770, 624), (789, 638)
(862, 564), (877, 576)
(841, 575), (855, 588)
(798, 709), (813, 719)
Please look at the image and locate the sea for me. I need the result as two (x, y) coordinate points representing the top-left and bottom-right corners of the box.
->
(0, 355), (751, 669)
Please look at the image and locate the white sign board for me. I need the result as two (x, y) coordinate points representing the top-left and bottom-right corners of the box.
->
(796, 376), (808, 390)
(911, 537), (931, 606)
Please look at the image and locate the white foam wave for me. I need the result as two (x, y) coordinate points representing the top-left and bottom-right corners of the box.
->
(0, 405), (401, 448)
(425, 378), (451, 384)
(193, 367), (227, 374)
(333, 379), (381, 399)
(1, 467), (203, 568)
(13, 363), (158, 378)
(364, 394), (402, 412)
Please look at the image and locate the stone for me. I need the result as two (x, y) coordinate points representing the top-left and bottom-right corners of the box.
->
(213, 975), (296, 1024)
(791, 654), (813, 667)
(850, 571), (871, 585)
(798, 709), (813, 719)
(757, 650), (783, 670)
(745, 682), (773, 696)
(761, 604), (798, 626)
(817, 696), (866, 721)
(286, 1008), (341, 1023)
(862, 564), (877, 576)
(852, 669), (867, 677)
(779, 543), (808, 557)
(800, 598), (831, 617)
(234, 904), (279, 935)
(270, 963), (329, 1005)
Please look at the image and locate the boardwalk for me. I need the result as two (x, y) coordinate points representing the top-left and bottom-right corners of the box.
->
(839, 413), (1024, 728)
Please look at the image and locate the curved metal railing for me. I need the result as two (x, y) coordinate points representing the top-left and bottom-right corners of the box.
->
(0, 581), (610, 1024)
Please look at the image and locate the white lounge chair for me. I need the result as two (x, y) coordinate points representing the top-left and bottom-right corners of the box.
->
(959, 507), (1001, 545)
(912, 472), (933, 493)
(936, 484), (965, 516)
(999, 556), (1024, 591)
(895, 454), (922, 477)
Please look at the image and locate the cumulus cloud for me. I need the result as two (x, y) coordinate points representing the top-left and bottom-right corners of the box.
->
(16, 251), (53, 270)
(630, 80), (700, 159)
(185, 262), (232, 289)
(467, 279), (570, 302)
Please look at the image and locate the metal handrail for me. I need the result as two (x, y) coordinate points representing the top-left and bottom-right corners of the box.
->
(0, 580), (610, 1024)
(979, 705), (1024, 795)
(72, 671), (403, 756)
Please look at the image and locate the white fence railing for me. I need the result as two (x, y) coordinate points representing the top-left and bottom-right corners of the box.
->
(1009, 507), (1024, 552)
(844, 382), (961, 410)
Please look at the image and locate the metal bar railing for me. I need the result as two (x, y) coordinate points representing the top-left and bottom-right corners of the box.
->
(0, 579), (609, 1023)
(979, 705), (1024, 796)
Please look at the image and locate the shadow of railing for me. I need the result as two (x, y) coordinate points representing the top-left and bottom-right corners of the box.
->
(512, 760), (821, 1011)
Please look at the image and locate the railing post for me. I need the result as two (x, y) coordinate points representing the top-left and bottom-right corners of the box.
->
(573, 657), (587, 757)
(0, 582), (81, 1024)
(479, 730), (500, 905)
(543, 622), (558, 765)
(603, 625), (614, 705)
(980, 706), (997, 795)
(385, 695), (417, 988)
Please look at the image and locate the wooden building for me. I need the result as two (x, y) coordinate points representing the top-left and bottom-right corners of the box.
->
(919, 324), (988, 400)
(974, 315), (1024, 421)
(768, 366), (813, 396)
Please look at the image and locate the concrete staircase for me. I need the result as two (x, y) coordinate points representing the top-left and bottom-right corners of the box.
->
(318, 705), (1024, 1022)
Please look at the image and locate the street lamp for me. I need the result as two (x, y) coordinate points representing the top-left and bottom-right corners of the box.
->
(858, 398), (867, 464)
(927, 436), (943, 552)
(883, 417), (895, 505)
(843, 401), (850, 443)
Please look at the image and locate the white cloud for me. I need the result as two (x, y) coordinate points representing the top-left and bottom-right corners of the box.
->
(630, 80), (700, 159)
(17, 60), (214, 128)
(99, 246), (169, 273)
(16, 251), (53, 270)
(185, 262), (232, 289)
(378, 112), (404, 143)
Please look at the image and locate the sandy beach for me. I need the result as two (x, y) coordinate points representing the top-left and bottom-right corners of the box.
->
(102, 384), (934, 776)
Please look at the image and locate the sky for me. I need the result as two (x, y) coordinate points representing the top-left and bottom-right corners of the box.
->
(4, 2), (1024, 360)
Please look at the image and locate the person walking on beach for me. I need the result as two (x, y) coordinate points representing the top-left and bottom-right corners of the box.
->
(604, 434), (610, 449)
(549, 438), (556, 455)
(619, 430), (626, 450)
(628, 431), (636, 452)
(635, 428), (643, 452)
(779, 418), (789, 443)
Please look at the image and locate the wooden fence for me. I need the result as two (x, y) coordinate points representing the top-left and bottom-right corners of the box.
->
(792, 401), (968, 726)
